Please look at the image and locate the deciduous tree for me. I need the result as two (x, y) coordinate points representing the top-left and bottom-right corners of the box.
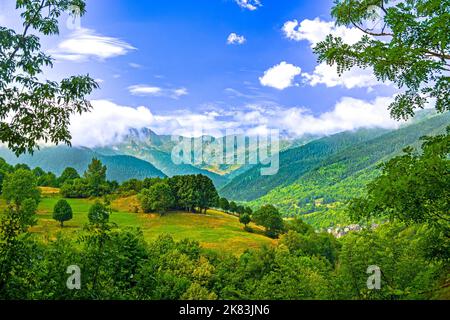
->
(314, 0), (449, 119)
(53, 199), (73, 227)
(0, 0), (98, 155)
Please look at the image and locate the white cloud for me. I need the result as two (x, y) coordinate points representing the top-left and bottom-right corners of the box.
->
(172, 88), (189, 98)
(51, 28), (135, 62)
(303, 63), (380, 89)
(235, 0), (262, 11)
(68, 96), (403, 147)
(283, 18), (365, 47)
(128, 85), (188, 99)
(282, 18), (387, 89)
(259, 61), (302, 90)
(129, 62), (143, 69)
(227, 33), (246, 45)
(269, 96), (402, 137)
(129, 85), (163, 96)
(70, 100), (155, 147)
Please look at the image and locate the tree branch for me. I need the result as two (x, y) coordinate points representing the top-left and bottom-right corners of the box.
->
(5, 0), (46, 65)
(424, 50), (450, 61)
(351, 20), (393, 37)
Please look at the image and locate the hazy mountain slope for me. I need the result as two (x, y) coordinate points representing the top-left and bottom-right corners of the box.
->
(219, 128), (391, 201)
(249, 112), (450, 220)
(0, 146), (166, 182)
(113, 128), (300, 182)
(111, 142), (229, 188)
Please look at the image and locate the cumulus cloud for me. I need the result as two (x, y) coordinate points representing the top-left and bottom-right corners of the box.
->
(259, 62), (302, 90)
(303, 63), (381, 89)
(235, 0), (262, 11)
(70, 100), (155, 147)
(51, 28), (135, 62)
(227, 33), (246, 45)
(283, 18), (365, 47)
(128, 85), (188, 99)
(282, 18), (386, 89)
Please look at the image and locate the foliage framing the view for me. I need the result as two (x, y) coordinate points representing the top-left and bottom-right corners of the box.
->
(0, 0), (98, 155)
(314, 0), (449, 120)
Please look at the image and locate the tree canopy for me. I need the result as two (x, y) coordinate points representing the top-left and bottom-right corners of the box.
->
(2, 169), (41, 206)
(349, 126), (450, 228)
(314, 0), (449, 120)
(252, 205), (284, 238)
(139, 182), (175, 215)
(0, 0), (98, 155)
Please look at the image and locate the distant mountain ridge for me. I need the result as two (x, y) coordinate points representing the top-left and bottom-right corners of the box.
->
(0, 146), (166, 182)
(1, 110), (446, 196)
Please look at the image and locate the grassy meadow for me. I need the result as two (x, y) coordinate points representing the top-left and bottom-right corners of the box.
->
(0, 187), (275, 255)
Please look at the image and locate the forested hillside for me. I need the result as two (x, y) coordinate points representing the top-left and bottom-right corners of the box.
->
(111, 128), (292, 187)
(249, 112), (450, 225)
(220, 128), (390, 201)
(110, 141), (229, 188)
(0, 147), (166, 182)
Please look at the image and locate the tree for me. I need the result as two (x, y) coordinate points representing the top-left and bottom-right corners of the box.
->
(19, 198), (38, 231)
(58, 167), (80, 186)
(32, 167), (46, 178)
(252, 205), (284, 238)
(2, 169), (41, 207)
(84, 158), (108, 196)
(119, 179), (143, 194)
(219, 198), (230, 212)
(60, 178), (89, 198)
(285, 218), (314, 235)
(229, 201), (238, 214)
(314, 0), (449, 120)
(236, 205), (245, 216)
(38, 172), (58, 187)
(0, 158), (13, 193)
(14, 163), (31, 171)
(349, 127), (450, 227)
(53, 199), (73, 227)
(0, 0), (98, 155)
(88, 201), (110, 225)
(138, 182), (175, 215)
(195, 175), (219, 214)
(239, 213), (252, 230)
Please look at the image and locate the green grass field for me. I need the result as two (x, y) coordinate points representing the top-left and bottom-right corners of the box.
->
(0, 188), (276, 254)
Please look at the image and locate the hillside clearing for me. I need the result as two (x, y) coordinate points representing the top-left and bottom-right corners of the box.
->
(0, 191), (275, 255)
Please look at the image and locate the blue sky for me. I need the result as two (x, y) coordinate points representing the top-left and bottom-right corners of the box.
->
(0, 0), (401, 146)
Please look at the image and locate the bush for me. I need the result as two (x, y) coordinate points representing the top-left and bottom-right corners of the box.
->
(88, 202), (110, 225)
(60, 178), (89, 198)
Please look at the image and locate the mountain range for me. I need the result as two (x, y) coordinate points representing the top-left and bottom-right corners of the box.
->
(224, 110), (450, 227)
(0, 110), (448, 225)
